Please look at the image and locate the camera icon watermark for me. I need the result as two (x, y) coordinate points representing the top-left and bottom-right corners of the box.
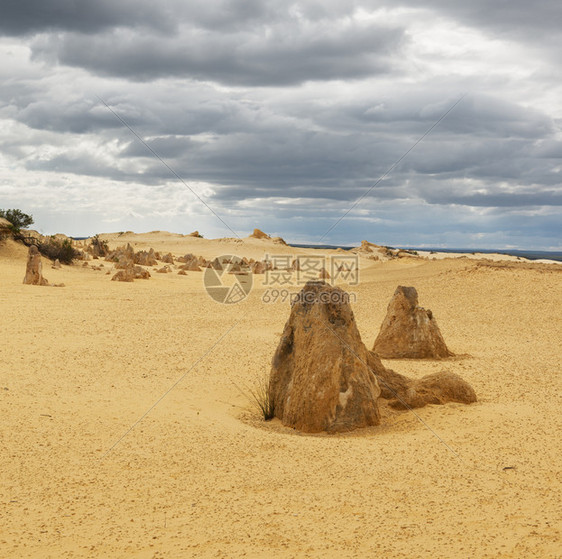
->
(203, 255), (253, 304)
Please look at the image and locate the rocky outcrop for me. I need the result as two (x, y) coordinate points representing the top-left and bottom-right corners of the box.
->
(111, 264), (151, 282)
(269, 281), (381, 433)
(267, 282), (476, 432)
(106, 243), (134, 265)
(179, 261), (201, 271)
(178, 253), (202, 271)
(134, 248), (158, 267)
(111, 268), (134, 282)
(160, 252), (174, 264)
(177, 253), (196, 263)
(366, 351), (477, 409)
(373, 286), (452, 359)
(156, 265), (172, 273)
(250, 261), (266, 274)
(250, 228), (270, 239)
(23, 245), (49, 286)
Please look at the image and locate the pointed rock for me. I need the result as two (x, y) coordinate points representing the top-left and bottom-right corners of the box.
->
(373, 286), (452, 359)
(269, 281), (381, 433)
(250, 228), (270, 239)
(23, 245), (49, 285)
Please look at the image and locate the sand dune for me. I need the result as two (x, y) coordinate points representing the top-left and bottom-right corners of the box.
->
(1, 232), (561, 558)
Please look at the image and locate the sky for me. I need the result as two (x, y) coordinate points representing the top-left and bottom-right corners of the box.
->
(0, 0), (561, 249)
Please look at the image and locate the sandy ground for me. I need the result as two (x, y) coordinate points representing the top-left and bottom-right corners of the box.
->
(1, 232), (561, 558)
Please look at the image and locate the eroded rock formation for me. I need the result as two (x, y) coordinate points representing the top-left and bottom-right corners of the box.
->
(267, 282), (476, 433)
(23, 245), (49, 286)
(269, 281), (381, 433)
(373, 286), (452, 359)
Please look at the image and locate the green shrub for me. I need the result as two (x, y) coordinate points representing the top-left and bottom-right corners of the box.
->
(38, 237), (80, 265)
(0, 208), (34, 234)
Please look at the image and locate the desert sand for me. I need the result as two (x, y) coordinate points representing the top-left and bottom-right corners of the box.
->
(1, 231), (561, 558)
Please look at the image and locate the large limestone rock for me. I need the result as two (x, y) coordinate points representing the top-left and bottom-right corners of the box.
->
(373, 286), (452, 359)
(269, 281), (381, 433)
(23, 245), (49, 286)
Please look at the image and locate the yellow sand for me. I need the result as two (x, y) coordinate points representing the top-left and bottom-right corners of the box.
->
(1, 232), (561, 558)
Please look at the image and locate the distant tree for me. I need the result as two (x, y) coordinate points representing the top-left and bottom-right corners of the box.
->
(0, 208), (34, 233)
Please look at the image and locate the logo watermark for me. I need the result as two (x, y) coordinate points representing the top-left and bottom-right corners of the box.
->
(204, 254), (359, 304)
(203, 255), (253, 304)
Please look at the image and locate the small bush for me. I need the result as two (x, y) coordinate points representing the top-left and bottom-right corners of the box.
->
(246, 374), (275, 421)
(38, 237), (80, 265)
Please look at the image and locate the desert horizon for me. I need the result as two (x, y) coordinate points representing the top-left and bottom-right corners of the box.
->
(1, 227), (561, 557)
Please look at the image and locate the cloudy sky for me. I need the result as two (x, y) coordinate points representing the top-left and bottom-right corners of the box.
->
(1, 0), (561, 249)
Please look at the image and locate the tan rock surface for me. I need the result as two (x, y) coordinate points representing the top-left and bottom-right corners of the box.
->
(373, 286), (452, 359)
(23, 245), (49, 285)
(249, 228), (270, 239)
(366, 352), (476, 409)
(269, 281), (381, 433)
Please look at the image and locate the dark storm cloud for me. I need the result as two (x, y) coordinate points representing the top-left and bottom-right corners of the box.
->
(1, 0), (561, 246)
(0, 0), (176, 35)
(16, 98), (133, 133)
(32, 22), (405, 86)
(20, 87), (557, 212)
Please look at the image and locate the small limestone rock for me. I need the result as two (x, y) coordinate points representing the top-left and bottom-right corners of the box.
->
(111, 264), (151, 282)
(112, 268), (134, 282)
(367, 354), (477, 409)
(250, 261), (266, 274)
(250, 228), (270, 239)
(179, 260), (201, 272)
